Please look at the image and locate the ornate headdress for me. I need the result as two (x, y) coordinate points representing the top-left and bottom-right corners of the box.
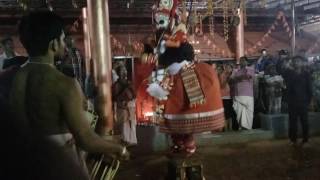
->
(154, 0), (180, 30)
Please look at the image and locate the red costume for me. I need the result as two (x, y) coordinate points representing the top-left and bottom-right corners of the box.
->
(143, 0), (224, 155)
(160, 63), (225, 134)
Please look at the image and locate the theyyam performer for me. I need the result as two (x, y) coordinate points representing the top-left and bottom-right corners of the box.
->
(141, 0), (225, 156)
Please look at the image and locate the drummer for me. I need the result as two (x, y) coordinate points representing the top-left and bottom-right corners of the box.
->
(8, 11), (129, 180)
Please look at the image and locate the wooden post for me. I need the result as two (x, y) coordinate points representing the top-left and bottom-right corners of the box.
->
(87, 0), (113, 135)
(236, 8), (244, 63)
(82, 7), (91, 76)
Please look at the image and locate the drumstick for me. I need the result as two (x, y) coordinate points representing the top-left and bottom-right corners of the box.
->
(104, 159), (113, 180)
(91, 155), (104, 180)
(100, 165), (109, 180)
(90, 160), (99, 179)
(109, 160), (120, 180)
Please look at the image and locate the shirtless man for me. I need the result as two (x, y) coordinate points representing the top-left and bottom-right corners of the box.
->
(8, 11), (128, 180)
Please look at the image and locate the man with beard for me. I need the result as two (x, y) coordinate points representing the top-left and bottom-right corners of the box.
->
(7, 11), (128, 180)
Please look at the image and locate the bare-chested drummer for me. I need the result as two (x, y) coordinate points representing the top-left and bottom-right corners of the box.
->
(9, 11), (128, 180)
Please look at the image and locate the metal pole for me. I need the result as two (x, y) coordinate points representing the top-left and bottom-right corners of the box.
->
(236, 8), (244, 62)
(87, 0), (114, 135)
(291, 0), (296, 56)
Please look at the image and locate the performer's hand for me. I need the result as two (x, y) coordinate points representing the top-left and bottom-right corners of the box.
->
(117, 146), (130, 161)
(104, 145), (130, 161)
(159, 40), (166, 54)
(194, 57), (200, 63)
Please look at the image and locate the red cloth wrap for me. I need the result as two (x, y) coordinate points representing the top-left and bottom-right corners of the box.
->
(160, 63), (225, 134)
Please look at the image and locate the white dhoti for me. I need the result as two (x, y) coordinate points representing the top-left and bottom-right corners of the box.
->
(122, 100), (137, 145)
(45, 133), (90, 179)
(28, 133), (90, 180)
(233, 96), (254, 129)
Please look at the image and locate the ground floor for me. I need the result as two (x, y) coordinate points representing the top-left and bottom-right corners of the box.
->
(116, 137), (320, 180)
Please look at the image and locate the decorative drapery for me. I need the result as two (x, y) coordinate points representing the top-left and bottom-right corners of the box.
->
(245, 11), (292, 55)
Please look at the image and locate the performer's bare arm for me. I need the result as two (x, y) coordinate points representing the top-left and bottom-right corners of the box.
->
(61, 78), (127, 158)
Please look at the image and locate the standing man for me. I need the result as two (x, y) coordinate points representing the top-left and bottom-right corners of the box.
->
(283, 56), (312, 146)
(0, 37), (17, 71)
(264, 64), (284, 114)
(8, 11), (128, 180)
(58, 35), (84, 87)
(112, 64), (137, 145)
(276, 49), (289, 74)
(275, 49), (290, 113)
(256, 48), (274, 73)
(218, 63), (238, 130)
(231, 56), (255, 130)
(311, 58), (320, 111)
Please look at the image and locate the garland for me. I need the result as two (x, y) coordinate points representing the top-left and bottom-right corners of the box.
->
(207, 0), (213, 16)
(223, 0), (229, 41)
(110, 35), (144, 56)
(208, 0), (215, 39)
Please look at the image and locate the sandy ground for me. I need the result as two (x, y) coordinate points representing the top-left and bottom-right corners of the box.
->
(114, 137), (320, 180)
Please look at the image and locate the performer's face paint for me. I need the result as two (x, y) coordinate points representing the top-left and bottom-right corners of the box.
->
(155, 12), (170, 30)
(159, 0), (174, 10)
(154, 0), (174, 30)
